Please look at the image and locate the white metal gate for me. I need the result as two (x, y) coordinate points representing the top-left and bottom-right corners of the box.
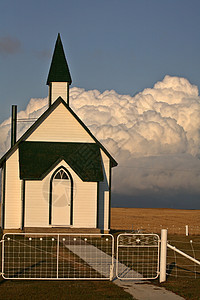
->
(1, 233), (160, 280)
(116, 233), (160, 280)
(2, 233), (114, 280)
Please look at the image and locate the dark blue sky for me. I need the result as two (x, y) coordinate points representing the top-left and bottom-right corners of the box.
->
(1, 0), (200, 121)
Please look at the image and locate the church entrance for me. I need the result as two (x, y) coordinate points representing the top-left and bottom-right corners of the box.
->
(51, 168), (72, 226)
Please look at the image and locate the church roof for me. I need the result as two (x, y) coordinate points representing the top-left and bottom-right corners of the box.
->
(0, 97), (118, 169)
(46, 33), (72, 85)
(19, 141), (103, 181)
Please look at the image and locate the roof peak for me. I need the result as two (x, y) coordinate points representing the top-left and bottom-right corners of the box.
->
(46, 34), (72, 85)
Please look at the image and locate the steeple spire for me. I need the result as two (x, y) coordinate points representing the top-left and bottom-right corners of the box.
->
(47, 33), (72, 85)
(47, 34), (72, 106)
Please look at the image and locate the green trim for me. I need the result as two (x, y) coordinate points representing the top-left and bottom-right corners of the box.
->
(1, 163), (6, 229)
(49, 83), (52, 107)
(108, 161), (112, 230)
(49, 181), (52, 225)
(49, 166), (73, 226)
(47, 34), (72, 85)
(67, 83), (69, 105)
(96, 182), (99, 228)
(70, 177), (74, 226)
(22, 180), (25, 229)
(0, 97), (117, 169)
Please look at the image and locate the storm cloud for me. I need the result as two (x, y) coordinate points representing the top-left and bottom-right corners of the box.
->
(1, 75), (200, 208)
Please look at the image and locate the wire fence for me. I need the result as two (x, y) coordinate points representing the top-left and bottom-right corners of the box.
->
(1, 231), (200, 281)
(166, 236), (200, 279)
(129, 224), (200, 236)
(122, 227), (200, 280)
(2, 233), (114, 280)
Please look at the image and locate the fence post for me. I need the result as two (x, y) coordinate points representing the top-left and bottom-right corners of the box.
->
(160, 229), (167, 283)
(109, 264), (114, 281)
(1, 238), (4, 278)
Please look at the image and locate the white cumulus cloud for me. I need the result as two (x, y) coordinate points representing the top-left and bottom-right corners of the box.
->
(1, 75), (200, 207)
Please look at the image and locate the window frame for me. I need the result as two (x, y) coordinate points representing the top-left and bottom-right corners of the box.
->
(49, 166), (73, 225)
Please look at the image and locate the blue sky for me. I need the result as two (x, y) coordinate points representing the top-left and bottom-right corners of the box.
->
(1, 1), (200, 209)
(1, 0), (200, 121)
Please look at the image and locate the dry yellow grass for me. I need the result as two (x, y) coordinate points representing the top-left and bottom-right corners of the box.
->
(1, 205), (199, 234)
(111, 207), (200, 234)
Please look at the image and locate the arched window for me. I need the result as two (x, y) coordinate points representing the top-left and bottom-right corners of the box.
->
(54, 169), (69, 180)
(49, 166), (73, 226)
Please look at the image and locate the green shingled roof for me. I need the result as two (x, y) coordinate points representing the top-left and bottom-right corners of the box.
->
(19, 142), (103, 181)
(46, 34), (72, 85)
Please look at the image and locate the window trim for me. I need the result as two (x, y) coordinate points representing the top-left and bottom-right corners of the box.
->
(54, 169), (69, 180)
(49, 166), (73, 226)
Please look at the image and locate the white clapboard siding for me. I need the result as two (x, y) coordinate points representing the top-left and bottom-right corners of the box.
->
(4, 149), (22, 229)
(57, 161), (97, 228)
(26, 102), (94, 143)
(73, 181), (97, 228)
(98, 150), (110, 231)
(25, 178), (49, 227)
(1, 167), (4, 228)
(51, 82), (68, 103)
(25, 160), (97, 228)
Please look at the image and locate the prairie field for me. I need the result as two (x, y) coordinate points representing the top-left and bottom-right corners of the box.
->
(111, 207), (200, 300)
(0, 207), (200, 299)
(111, 207), (200, 234)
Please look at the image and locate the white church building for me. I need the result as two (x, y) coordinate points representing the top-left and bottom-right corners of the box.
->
(0, 34), (117, 233)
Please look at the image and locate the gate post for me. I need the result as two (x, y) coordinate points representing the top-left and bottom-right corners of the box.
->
(1, 239), (4, 278)
(160, 229), (167, 283)
(185, 225), (189, 236)
(109, 264), (114, 281)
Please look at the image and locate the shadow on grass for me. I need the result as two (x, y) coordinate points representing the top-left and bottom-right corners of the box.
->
(11, 260), (47, 278)
(0, 277), (6, 285)
(167, 262), (200, 278)
(166, 262), (176, 277)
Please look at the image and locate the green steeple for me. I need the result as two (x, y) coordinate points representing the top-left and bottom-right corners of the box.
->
(46, 34), (72, 85)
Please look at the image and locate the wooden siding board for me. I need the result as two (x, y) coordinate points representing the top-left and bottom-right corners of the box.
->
(26, 103), (95, 143)
(4, 150), (22, 229)
(25, 179), (49, 227)
(73, 181), (97, 228)
(1, 164), (6, 229)
(25, 160), (97, 228)
(51, 82), (68, 104)
(98, 150), (110, 231)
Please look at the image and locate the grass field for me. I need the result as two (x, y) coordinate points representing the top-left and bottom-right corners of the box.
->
(111, 207), (200, 234)
(0, 279), (133, 300)
(111, 208), (200, 300)
(0, 207), (200, 299)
